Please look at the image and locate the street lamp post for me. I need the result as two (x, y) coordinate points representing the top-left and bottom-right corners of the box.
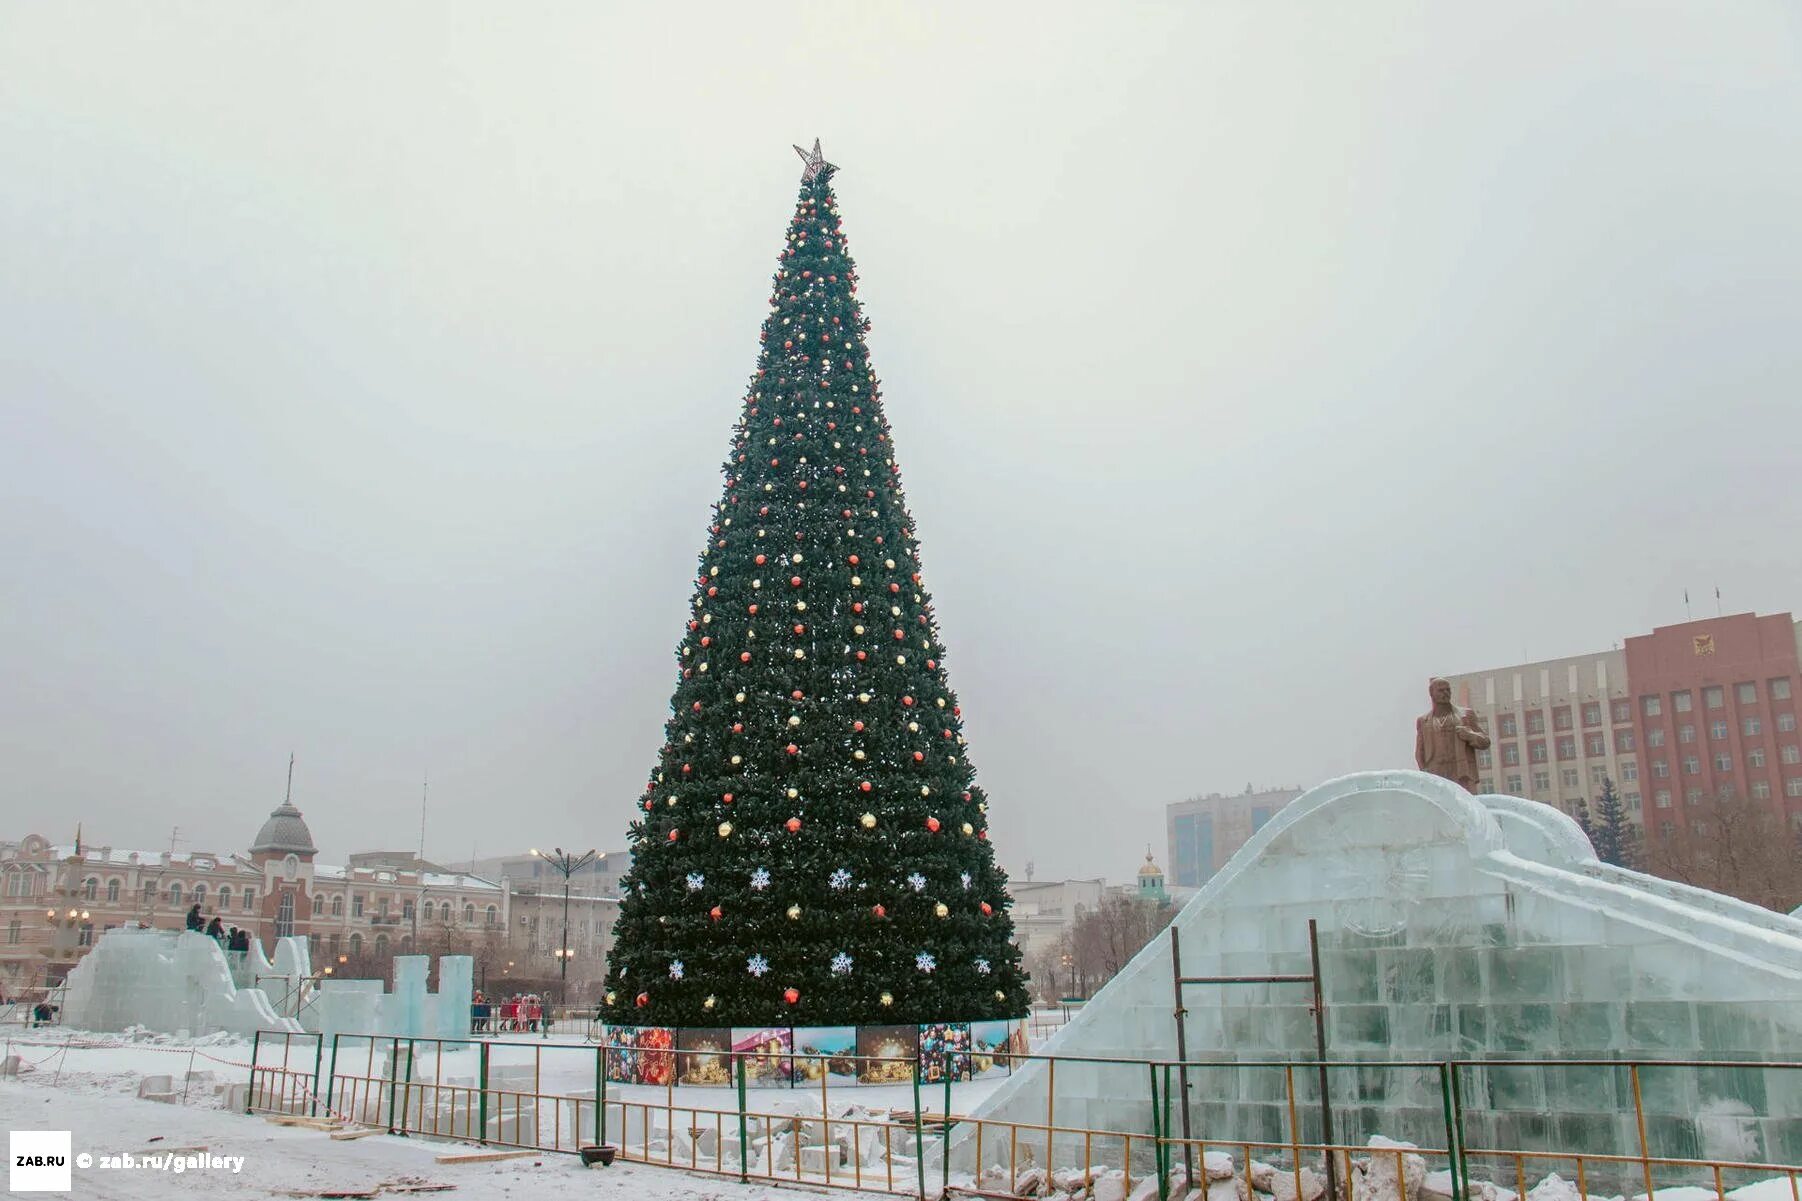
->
(530, 846), (596, 1019)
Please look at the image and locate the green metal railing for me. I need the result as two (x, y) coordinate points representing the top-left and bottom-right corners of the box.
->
(245, 1033), (1802, 1201)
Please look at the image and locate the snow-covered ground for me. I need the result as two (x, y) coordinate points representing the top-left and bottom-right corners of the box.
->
(0, 1078), (868, 1199)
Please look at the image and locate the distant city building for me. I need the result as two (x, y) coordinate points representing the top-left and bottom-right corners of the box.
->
(450, 849), (629, 899)
(1445, 611), (1802, 843)
(1134, 850), (1168, 906)
(1008, 876), (1106, 961)
(1165, 786), (1303, 887)
(0, 801), (623, 999)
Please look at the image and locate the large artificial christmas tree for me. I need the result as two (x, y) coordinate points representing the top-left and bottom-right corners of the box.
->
(600, 143), (1029, 1029)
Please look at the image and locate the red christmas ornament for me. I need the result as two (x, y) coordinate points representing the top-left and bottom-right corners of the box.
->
(786, 743), (799, 756)
(785, 817), (802, 833)
(707, 586), (717, 597)
(681, 763), (692, 774)
(692, 702), (702, 713)
(893, 630), (904, 640)
(722, 793), (734, 804)
(871, 904), (886, 918)
(859, 781), (872, 793)
(791, 689), (804, 700)
(913, 751), (925, 762)
(636, 992), (649, 1008)
(855, 651), (867, 662)
(793, 624), (805, 634)
(668, 829), (680, 842)
(927, 660), (938, 670)
(749, 603), (758, 614)
(980, 902), (993, 916)
(926, 816), (941, 832)
(755, 554), (767, 565)
(790, 576), (803, 587)
(700, 636), (711, 647)
(741, 652), (752, 663)
(709, 905), (723, 921)
(902, 696), (915, 707)
(852, 602), (864, 613)
(642, 799), (653, 812)
(784, 987), (800, 1005)
(732, 722), (744, 733)
(853, 721), (865, 732)
(848, 554), (859, 565)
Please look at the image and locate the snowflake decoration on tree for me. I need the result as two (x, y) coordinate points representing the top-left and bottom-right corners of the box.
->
(747, 954), (770, 977)
(830, 951), (853, 976)
(828, 868), (853, 891)
(915, 951), (937, 974)
(974, 958), (991, 975)
(907, 872), (927, 892)
(684, 873), (705, 892)
(669, 960), (685, 980)
(750, 868), (771, 891)
(960, 871), (972, 890)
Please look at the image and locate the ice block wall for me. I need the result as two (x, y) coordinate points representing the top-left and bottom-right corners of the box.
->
(961, 771), (1802, 1172)
(59, 927), (303, 1038)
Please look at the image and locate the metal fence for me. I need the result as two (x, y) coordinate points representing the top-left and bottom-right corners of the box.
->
(245, 1032), (1802, 1201)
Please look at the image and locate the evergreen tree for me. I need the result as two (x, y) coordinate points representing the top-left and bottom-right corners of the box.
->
(600, 143), (1029, 1028)
(1589, 776), (1638, 868)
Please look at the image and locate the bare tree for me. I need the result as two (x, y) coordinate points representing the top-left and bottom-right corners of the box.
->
(1644, 796), (1802, 913)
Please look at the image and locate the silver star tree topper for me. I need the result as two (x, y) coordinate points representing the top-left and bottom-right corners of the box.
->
(793, 138), (835, 182)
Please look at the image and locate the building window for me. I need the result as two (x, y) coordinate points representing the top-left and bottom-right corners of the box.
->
(243, 889), (255, 911)
(1562, 768), (1580, 788)
(1743, 717), (1762, 737)
(1612, 701), (1632, 723)
(1782, 746), (1801, 765)
(1672, 691), (1693, 713)
(1748, 747), (1767, 769)
(1683, 756), (1701, 775)
(78, 922), (94, 946)
(1737, 682), (1758, 704)
(1622, 760), (1639, 782)
(375, 933), (389, 957)
(1704, 686), (1724, 710)
(1503, 745), (1521, 766)
(193, 883), (207, 908)
(275, 892), (295, 939)
(1528, 713), (1547, 734)
(1499, 714), (1518, 737)
(352, 894), (365, 918)
(349, 932), (363, 955)
(1686, 786), (1705, 804)
(1751, 781), (1772, 800)
(1771, 678), (1793, 701)
(463, 903), (475, 924)
(218, 885), (231, 909)
(402, 900), (415, 921)
(1651, 760), (1671, 779)
(485, 905), (498, 926)
(1589, 764), (1608, 783)
(1477, 749), (1492, 768)
(1647, 728), (1665, 748)
(1478, 778), (1494, 793)
(1533, 771), (1551, 791)
(82, 877), (97, 900)
(1714, 753), (1733, 772)
(1659, 821), (1675, 839)
(1679, 724), (1696, 744)
(1779, 713), (1798, 733)
(312, 894), (324, 915)
(1582, 703), (1602, 727)
(1654, 790), (1672, 808)
(1554, 708), (1573, 731)
(1531, 742), (1548, 763)
(331, 895), (343, 916)
(1557, 737), (1576, 760)
(5, 920), (19, 944)
(1586, 734), (1605, 756)
(1709, 720), (1728, 740)
(1625, 792), (1641, 811)
(1786, 778), (1802, 798)
(105, 879), (119, 903)
(169, 883), (183, 904)
(1642, 696), (1662, 717)
(1506, 774), (1523, 793)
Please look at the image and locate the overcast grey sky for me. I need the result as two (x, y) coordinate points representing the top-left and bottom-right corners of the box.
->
(3, 3), (1800, 882)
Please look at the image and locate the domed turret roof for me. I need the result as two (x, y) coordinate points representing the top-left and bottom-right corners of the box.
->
(1138, 850), (1163, 878)
(251, 800), (317, 857)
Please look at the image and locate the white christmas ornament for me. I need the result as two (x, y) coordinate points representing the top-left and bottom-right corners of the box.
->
(828, 868), (852, 890)
(685, 873), (705, 892)
(750, 868), (771, 891)
(830, 951), (854, 975)
(975, 958), (991, 975)
(747, 954), (770, 977)
(670, 960), (686, 980)
(915, 952), (937, 974)
(907, 872), (927, 892)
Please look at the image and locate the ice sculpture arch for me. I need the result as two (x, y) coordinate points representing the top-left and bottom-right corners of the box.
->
(59, 926), (303, 1038)
(955, 770), (1802, 1172)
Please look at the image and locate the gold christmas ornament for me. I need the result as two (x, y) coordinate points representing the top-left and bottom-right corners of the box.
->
(787, 904), (802, 920)
(718, 822), (733, 837)
(860, 813), (877, 828)
(703, 995), (717, 1010)
(605, 991), (617, 1005)
(879, 992), (894, 1007)
(962, 822), (974, 835)
(934, 902), (949, 918)
(736, 692), (747, 703)
(786, 787), (799, 799)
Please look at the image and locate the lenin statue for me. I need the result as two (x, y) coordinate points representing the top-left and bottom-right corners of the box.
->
(1415, 677), (1490, 792)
